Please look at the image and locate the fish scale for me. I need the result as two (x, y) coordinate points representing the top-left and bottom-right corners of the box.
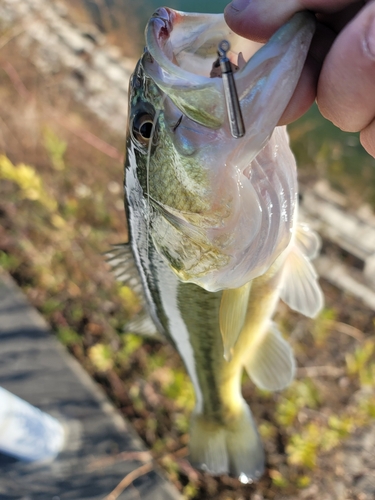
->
(148, 144), (209, 212)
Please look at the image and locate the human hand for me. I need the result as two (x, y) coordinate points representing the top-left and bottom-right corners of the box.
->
(224, 0), (375, 158)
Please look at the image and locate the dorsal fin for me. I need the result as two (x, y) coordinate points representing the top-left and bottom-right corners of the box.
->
(105, 243), (160, 338)
(105, 243), (144, 296)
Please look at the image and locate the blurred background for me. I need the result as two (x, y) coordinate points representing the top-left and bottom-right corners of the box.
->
(0, 1), (374, 499)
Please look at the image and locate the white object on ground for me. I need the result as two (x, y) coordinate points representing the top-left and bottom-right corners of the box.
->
(0, 386), (65, 461)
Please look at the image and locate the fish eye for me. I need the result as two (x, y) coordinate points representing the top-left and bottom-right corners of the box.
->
(132, 112), (155, 147)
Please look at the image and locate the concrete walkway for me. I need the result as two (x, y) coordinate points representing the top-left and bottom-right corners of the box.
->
(0, 272), (182, 500)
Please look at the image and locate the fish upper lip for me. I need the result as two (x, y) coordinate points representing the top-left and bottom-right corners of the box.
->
(146, 9), (240, 82)
(150, 7), (174, 42)
(151, 7), (171, 21)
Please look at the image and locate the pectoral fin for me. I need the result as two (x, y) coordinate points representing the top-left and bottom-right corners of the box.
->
(219, 282), (252, 361)
(244, 322), (295, 391)
(296, 223), (321, 260)
(280, 243), (324, 318)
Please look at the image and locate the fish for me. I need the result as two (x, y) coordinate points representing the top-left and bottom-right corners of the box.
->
(107, 8), (323, 482)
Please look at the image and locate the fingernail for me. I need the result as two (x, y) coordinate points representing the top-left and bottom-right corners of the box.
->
(228, 0), (250, 13)
(365, 15), (375, 59)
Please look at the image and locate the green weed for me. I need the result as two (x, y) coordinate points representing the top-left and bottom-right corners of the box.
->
(43, 127), (67, 171)
(311, 308), (336, 347)
(57, 326), (82, 347)
(88, 343), (114, 371)
(296, 475), (312, 488)
(259, 421), (277, 440)
(129, 384), (145, 412)
(0, 155), (57, 211)
(174, 412), (190, 434)
(276, 379), (321, 427)
(119, 333), (143, 359)
(0, 251), (19, 272)
(287, 423), (321, 469)
(162, 369), (195, 411)
(182, 483), (199, 500)
(40, 297), (62, 316)
(346, 339), (375, 388)
(117, 284), (141, 315)
(269, 469), (289, 488)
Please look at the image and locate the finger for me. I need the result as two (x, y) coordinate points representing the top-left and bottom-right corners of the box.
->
(360, 119), (375, 158)
(317, 1), (375, 132)
(225, 0), (302, 42)
(224, 0), (360, 42)
(316, 2), (364, 33)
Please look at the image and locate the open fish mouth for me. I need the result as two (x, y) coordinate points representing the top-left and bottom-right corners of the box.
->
(143, 7), (262, 129)
(143, 7), (314, 135)
(137, 9), (316, 291)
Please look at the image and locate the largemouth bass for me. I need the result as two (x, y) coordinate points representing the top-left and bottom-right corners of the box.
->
(109, 8), (323, 482)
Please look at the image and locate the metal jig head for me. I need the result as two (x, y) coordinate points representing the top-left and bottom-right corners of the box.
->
(218, 40), (245, 139)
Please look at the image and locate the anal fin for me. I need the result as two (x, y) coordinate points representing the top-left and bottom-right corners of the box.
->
(245, 322), (295, 391)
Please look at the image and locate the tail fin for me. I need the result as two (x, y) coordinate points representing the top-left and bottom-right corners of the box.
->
(189, 404), (265, 482)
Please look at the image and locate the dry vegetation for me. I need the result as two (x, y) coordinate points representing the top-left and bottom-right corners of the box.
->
(60, 0), (143, 57)
(0, 16), (375, 500)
